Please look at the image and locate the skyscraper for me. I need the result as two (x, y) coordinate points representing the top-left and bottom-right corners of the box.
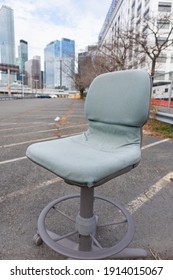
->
(44, 38), (75, 90)
(44, 40), (60, 88)
(0, 5), (15, 64)
(25, 56), (41, 90)
(61, 38), (75, 90)
(18, 40), (28, 82)
(0, 5), (16, 83)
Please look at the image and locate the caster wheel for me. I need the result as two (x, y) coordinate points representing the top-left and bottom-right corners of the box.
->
(33, 233), (43, 246)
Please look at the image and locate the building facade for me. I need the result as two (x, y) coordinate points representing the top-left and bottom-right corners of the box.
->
(44, 38), (75, 90)
(61, 38), (75, 90)
(98, 0), (173, 80)
(17, 40), (28, 83)
(44, 40), (60, 88)
(0, 5), (16, 83)
(25, 56), (41, 90)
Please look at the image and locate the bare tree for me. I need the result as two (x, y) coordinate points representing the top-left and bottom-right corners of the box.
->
(130, 13), (173, 77)
(76, 52), (95, 98)
(98, 28), (133, 71)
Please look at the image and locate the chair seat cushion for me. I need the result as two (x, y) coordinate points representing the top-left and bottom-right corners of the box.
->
(26, 133), (141, 187)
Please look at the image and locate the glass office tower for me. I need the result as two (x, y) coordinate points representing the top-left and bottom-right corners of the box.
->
(61, 38), (75, 90)
(44, 38), (75, 90)
(0, 5), (16, 83)
(44, 40), (60, 88)
(0, 5), (15, 64)
(18, 40), (28, 81)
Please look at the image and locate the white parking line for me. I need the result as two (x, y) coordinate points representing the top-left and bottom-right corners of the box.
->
(0, 123), (87, 139)
(0, 136), (57, 149)
(0, 177), (62, 203)
(0, 122), (55, 132)
(0, 156), (27, 165)
(142, 138), (170, 150)
(0, 122), (18, 126)
(1, 128), (58, 138)
(127, 172), (173, 214)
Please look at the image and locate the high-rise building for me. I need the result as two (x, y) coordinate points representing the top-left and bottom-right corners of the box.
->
(44, 40), (60, 88)
(61, 38), (75, 90)
(18, 40), (28, 82)
(0, 5), (15, 64)
(98, 0), (173, 80)
(25, 56), (41, 90)
(0, 5), (16, 83)
(44, 38), (75, 90)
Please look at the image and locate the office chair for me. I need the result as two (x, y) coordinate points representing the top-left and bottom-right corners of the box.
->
(26, 69), (151, 259)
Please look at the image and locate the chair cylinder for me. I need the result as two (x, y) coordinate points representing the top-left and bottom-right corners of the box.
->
(78, 187), (95, 251)
(80, 187), (94, 218)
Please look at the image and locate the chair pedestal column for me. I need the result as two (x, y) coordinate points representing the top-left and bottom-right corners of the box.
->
(77, 187), (96, 252)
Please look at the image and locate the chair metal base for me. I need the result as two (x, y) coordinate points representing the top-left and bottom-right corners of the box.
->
(34, 189), (147, 259)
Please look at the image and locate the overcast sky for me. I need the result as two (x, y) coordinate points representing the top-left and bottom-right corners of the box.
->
(0, 0), (111, 68)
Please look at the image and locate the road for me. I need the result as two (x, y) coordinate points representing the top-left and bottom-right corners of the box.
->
(0, 98), (173, 260)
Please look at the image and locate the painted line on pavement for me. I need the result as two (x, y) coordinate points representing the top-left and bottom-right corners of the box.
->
(0, 133), (80, 165)
(1, 128), (58, 138)
(0, 156), (27, 165)
(0, 122), (55, 132)
(127, 172), (173, 214)
(0, 177), (62, 203)
(142, 138), (170, 150)
(0, 136), (58, 149)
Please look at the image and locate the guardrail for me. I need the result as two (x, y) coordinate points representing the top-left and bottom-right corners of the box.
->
(155, 112), (173, 125)
(151, 111), (173, 132)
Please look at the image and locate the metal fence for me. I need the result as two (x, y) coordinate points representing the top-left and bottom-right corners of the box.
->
(152, 71), (173, 127)
(152, 71), (173, 113)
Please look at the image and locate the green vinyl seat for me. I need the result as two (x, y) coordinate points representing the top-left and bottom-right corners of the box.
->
(26, 69), (151, 259)
(26, 70), (151, 187)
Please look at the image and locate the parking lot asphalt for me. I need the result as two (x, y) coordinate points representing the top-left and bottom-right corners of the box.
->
(0, 98), (173, 260)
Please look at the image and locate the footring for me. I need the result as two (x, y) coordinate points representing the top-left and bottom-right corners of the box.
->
(36, 194), (145, 259)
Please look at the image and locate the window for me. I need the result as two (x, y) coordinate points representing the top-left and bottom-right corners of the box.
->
(158, 2), (172, 12)
(142, 24), (148, 34)
(131, 1), (136, 19)
(144, 8), (150, 19)
(170, 54), (173, 63)
(154, 71), (165, 80)
(157, 37), (167, 45)
(156, 53), (167, 63)
(169, 72), (173, 80)
(137, 4), (142, 17)
(145, 0), (150, 6)
(140, 56), (146, 67)
(157, 20), (170, 29)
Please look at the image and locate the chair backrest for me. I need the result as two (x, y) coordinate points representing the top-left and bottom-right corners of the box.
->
(85, 69), (151, 127)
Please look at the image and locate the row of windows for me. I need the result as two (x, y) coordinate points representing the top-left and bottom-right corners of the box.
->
(158, 1), (172, 12)
(156, 55), (173, 63)
(132, 1), (172, 19)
